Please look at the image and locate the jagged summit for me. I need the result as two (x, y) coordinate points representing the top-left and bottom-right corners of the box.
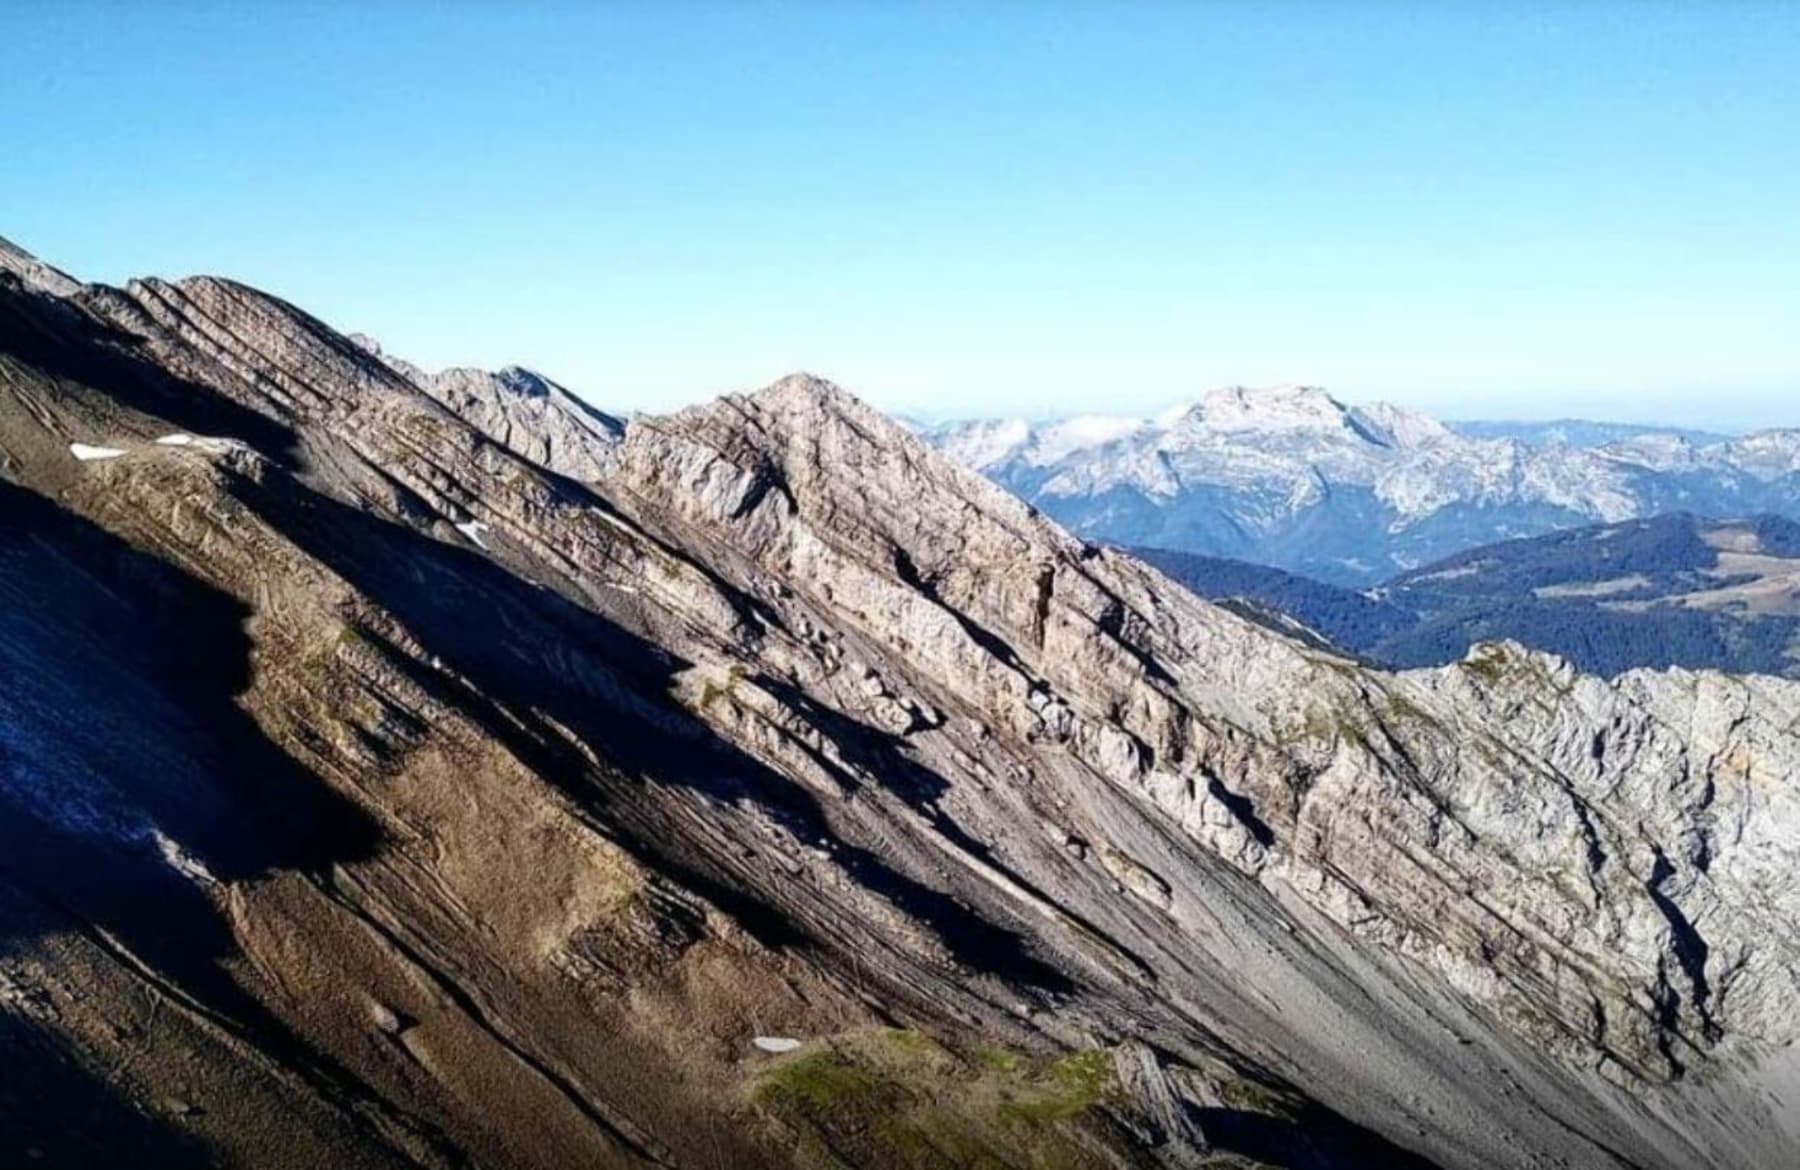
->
(671, 371), (975, 476)
(653, 369), (1063, 551)
(492, 365), (560, 398)
(756, 369), (847, 399)
(731, 370), (876, 421)
(414, 362), (625, 481)
(0, 233), (82, 297)
(1173, 384), (1356, 432)
(4, 241), (1800, 1169)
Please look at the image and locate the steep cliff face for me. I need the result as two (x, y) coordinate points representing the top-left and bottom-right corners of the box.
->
(3, 238), (1799, 1170)
(607, 380), (1800, 1080)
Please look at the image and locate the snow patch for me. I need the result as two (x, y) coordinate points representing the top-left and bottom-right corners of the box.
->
(752, 1036), (802, 1054)
(1178, 385), (1356, 435)
(155, 433), (254, 457)
(455, 520), (490, 550)
(151, 829), (217, 885)
(70, 443), (127, 461)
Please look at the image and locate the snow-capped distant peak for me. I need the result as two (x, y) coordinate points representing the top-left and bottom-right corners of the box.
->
(1149, 386), (1453, 450)
(1719, 429), (1800, 479)
(1174, 385), (1352, 434)
(1348, 401), (1454, 449)
(932, 417), (1035, 470)
(924, 387), (1800, 587)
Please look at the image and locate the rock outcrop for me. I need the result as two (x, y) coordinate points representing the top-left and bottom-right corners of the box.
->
(3, 235), (1799, 1169)
(350, 333), (624, 482)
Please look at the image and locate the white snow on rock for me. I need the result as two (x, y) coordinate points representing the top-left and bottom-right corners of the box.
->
(151, 828), (217, 886)
(751, 1036), (802, 1054)
(154, 433), (253, 456)
(455, 520), (490, 550)
(70, 443), (128, 461)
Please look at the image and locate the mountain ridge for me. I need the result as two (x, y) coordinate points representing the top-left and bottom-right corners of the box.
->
(5, 236), (1800, 1168)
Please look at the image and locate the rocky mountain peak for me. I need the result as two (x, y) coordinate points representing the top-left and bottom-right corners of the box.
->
(0, 233), (82, 297)
(1350, 398), (1457, 448)
(364, 349), (627, 482)
(6, 240), (1800, 1169)
(493, 364), (556, 398)
(1174, 383), (1354, 433)
(344, 330), (386, 357)
(1721, 427), (1800, 477)
(742, 370), (869, 418)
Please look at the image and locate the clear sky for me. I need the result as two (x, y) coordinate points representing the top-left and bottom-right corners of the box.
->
(3, 3), (1796, 428)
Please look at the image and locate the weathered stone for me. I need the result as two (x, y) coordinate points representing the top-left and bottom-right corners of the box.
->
(2, 237), (1797, 1169)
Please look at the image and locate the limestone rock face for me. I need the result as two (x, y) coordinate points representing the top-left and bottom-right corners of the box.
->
(0, 233), (81, 297)
(3, 238), (1800, 1170)
(379, 344), (626, 482)
(611, 378), (1800, 1080)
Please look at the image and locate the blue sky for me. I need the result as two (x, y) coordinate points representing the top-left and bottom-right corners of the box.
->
(3, 3), (1796, 427)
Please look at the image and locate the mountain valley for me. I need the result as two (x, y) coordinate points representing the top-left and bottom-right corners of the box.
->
(1139, 512), (1800, 680)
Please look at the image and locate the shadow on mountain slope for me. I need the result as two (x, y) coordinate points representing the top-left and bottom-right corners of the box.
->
(0, 1004), (213, 1170)
(0, 275), (301, 463)
(1194, 1103), (1447, 1170)
(0, 479), (425, 1166)
(0, 477), (384, 910)
(233, 464), (1076, 996)
(0, 273), (1463, 1168)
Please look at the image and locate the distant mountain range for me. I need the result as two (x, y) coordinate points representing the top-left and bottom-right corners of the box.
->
(1138, 512), (1800, 678)
(1447, 419), (1734, 448)
(927, 386), (1800, 584)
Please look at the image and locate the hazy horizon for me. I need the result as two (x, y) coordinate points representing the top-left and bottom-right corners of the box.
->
(896, 391), (1757, 435)
(5, 2), (1795, 430)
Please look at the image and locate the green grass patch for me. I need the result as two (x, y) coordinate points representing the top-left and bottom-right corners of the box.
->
(756, 1049), (892, 1114)
(972, 1045), (1025, 1075)
(750, 1031), (1120, 1169)
(993, 1050), (1116, 1125)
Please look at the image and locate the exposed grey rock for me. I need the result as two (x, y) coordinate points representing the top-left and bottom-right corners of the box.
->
(395, 357), (624, 482)
(608, 376), (1800, 1082)
(2, 242), (1799, 1170)
(1112, 1041), (1211, 1165)
(0, 235), (81, 298)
